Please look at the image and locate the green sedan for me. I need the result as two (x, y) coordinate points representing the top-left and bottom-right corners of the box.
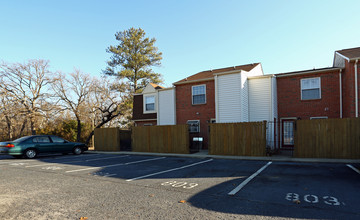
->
(0, 135), (88, 159)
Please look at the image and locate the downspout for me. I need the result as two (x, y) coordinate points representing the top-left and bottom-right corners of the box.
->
(355, 59), (359, 118)
(339, 69), (343, 118)
(215, 74), (219, 122)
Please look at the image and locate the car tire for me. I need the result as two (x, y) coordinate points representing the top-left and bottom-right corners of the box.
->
(24, 149), (37, 159)
(73, 146), (82, 155)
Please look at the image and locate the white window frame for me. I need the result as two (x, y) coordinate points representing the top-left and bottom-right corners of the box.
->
(310, 116), (328, 120)
(187, 120), (200, 133)
(143, 94), (156, 114)
(301, 77), (321, 100)
(192, 85), (206, 105)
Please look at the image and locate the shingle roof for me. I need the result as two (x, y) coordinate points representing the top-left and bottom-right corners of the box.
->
(276, 67), (342, 78)
(174, 63), (260, 85)
(149, 83), (164, 89)
(336, 47), (360, 60)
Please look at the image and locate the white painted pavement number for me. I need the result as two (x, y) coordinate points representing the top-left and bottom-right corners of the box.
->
(9, 163), (27, 166)
(42, 166), (63, 170)
(161, 181), (198, 189)
(285, 193), (343, 206)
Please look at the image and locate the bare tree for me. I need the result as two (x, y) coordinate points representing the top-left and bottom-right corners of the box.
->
(0, 59), (52, 135)
(51, 69), (92, 142)
(85, 77), (130, 145)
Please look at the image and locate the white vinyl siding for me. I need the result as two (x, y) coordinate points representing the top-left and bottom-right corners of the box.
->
(158, 89), (176, 125)
(249, 77), (271, 121)
(241, 74), (249, 121)
(272, 77), (278, 120)
(217, 73), (242, 122)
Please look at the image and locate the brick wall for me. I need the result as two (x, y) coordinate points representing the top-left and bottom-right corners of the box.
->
(277, 70), (341, 120)
(134, 120), (157, 126)
(175, 80), (215, 149)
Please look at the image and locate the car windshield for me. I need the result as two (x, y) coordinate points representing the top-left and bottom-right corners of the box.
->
(13, 136), (31, 143)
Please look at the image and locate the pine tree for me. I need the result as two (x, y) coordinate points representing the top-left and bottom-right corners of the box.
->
(104, 27), (163, 93)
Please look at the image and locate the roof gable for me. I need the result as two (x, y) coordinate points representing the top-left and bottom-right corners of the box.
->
(335, 47), (360, 61)
(142, 83), (164, 94)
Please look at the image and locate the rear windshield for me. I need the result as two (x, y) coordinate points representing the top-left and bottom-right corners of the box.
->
(13, 136), (31, 143)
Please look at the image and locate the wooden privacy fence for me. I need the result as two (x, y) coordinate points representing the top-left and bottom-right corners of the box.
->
(132, 125), (189, 154)
(94, 128), (131, 151)
(209, 121), (267, 156)
(294, 118), (360, 159)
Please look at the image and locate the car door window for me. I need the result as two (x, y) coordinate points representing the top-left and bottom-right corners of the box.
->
(32, 137), (51, 143)
(50, 136), (66, 143)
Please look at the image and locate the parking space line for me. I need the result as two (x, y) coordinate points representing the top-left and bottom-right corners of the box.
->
(65, 157), (166, 173)
(85, 155), (129, 162)
(346, 164), (360, 175)
(228, 161), (272, 196)
(126, 159), (214, 182)
(25, 156), (124, 167)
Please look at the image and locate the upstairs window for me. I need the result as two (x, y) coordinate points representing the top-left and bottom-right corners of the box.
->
(145, 95), (155, 112)
(187, 120), (200, 133)
(192, 85), (206, 105)
(301, 77), (321, 100)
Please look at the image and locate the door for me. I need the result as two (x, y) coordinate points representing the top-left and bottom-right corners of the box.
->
(50, 136), (73, 153)
(32, 136), (53, 153)
(282, 119), (295, 149)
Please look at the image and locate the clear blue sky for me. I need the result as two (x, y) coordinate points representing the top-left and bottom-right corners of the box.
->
(1, 0), (360, 87)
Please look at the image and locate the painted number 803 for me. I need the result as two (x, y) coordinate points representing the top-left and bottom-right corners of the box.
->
(286, 193), (342, 206)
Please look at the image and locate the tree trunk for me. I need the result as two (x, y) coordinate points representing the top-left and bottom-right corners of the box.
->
(76, 118), (81, 142)
(19, 118), (27, 137)
(30, 116), (36, 135)
(5, 116), (12, 140)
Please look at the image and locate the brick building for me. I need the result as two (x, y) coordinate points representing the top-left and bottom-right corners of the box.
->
(276, 46), (360, 149)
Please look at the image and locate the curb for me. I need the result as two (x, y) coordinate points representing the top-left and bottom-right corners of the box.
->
(85, 150), (360, 164)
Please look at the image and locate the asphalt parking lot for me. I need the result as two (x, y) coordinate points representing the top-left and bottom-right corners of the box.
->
(0, 152), (359, 220)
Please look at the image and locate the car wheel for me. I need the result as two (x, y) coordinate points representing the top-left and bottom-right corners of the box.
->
(73, 146), (82, 155)
(24, 149), (37, 159)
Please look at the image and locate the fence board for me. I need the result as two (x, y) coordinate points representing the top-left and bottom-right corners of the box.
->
(94, 128), (120, 151)
(94, 128), (131, 151)
(132, 125), (189, 154)
(209, 122), (267, 156)
(294, 118), (360, 159)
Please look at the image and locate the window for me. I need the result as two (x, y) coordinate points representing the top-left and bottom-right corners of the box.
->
(51, 136), (67, 143)
(192, 85), (206, 104)
(32, 136), (51, 143)
(187, 120), (200, 133)
(145, 96), (155, 111)
(301, 77), (321, 100)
